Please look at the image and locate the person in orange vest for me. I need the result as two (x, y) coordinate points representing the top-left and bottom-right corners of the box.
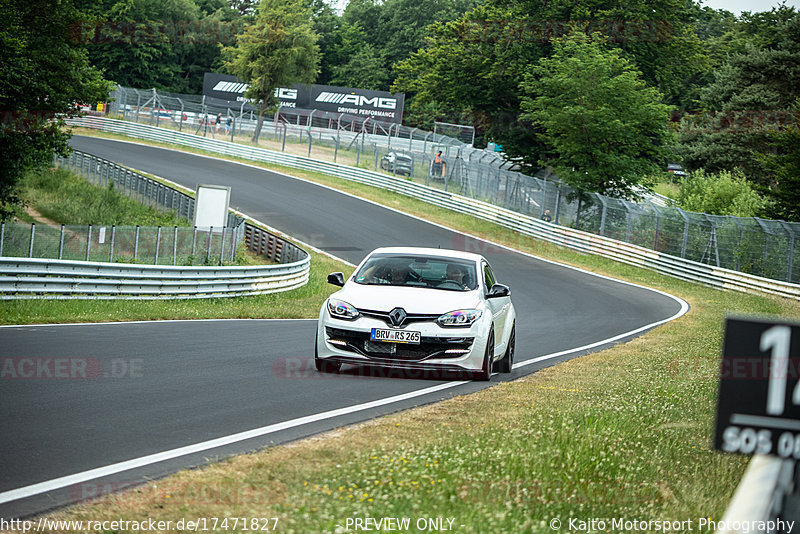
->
(433, 150), (444, 177)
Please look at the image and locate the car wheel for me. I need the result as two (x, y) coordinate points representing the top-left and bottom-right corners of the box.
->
(314, 336), (341, 373)
(473, 328), (494, 381)
(497, 323), (515, 374)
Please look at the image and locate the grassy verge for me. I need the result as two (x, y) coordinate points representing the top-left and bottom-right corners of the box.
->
(22, 128), (798, 531)
(20, 166), (189, 227)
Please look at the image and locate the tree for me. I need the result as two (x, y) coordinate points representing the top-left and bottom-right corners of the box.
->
(763, 107), (800, 221)
(329, 23), (388, 90)
(0, 0), (112, 220)
(675, 169), (770, 217)
(78, 0), (242, 94)
(677, 8), (800, 187)
(519, 34), (673, 197)
(222, 0), (319, 142)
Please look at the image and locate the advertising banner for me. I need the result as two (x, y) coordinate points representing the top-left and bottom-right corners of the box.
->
(202, 73), (404, 123)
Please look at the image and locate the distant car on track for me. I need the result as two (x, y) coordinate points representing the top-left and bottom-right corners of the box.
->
(380, 152), (414, 177)
(316, 247), (516, 380)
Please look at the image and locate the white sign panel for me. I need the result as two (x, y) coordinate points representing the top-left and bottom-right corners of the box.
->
(194, 184), (231, 229)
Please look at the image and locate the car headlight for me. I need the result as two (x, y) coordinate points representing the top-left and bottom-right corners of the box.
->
(436, 309), (482, 327)
(327, 299), (360, 320)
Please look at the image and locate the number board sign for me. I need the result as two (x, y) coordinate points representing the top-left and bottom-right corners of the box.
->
(714, 316), (800, 457)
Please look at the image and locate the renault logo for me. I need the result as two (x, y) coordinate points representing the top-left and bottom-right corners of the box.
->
(389, 307), (407, 327)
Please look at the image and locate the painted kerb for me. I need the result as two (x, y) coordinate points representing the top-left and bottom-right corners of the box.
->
(68, 117), (800, 301)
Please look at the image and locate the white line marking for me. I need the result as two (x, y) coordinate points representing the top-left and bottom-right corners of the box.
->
(0, 381), (465, 504)
(0, 299), (687, 506)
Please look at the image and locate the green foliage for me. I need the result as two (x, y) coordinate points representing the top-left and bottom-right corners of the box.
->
(80, 0), (239, 93)
(520, 33), (673, 197)
(675, 168), (770, 217)
(307, 0), (342, 86)
(677, 7), (800, 187)
(763, 112), (800, 221)
(222, 0), (320, 140)
(329, 22), (388, 90)
(394, 0), (708, 164)
(21, 167), (189, 226)
(0, 0), (112, 221)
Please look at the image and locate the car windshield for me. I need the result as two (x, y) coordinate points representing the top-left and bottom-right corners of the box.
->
(354, 254), (478, 291)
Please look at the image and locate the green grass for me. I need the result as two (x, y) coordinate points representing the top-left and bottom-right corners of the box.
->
(21, 166), (190, 227)
(652, 180), (679, 200)
(0, 245), (350, 325)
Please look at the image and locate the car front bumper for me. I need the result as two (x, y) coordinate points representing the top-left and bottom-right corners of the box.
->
(316, 310), (489, 374)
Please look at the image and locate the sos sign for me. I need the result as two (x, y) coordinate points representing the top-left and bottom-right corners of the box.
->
(714, 317), (800, 457)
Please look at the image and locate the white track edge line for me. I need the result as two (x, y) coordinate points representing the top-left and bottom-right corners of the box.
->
(0, 299), (687, 507)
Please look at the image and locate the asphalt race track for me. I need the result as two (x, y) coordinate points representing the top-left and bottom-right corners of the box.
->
(0, 136), (686, 518)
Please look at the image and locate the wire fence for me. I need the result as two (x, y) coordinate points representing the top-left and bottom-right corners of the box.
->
(99, 86), (800, 283)
(12, 151), (247, 266)
(0, 222), (243, 266)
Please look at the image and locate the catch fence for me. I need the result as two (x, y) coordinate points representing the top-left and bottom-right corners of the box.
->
(96, 88), (800, 284)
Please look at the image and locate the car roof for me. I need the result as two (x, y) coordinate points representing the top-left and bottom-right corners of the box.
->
(366, 247), (486, 264)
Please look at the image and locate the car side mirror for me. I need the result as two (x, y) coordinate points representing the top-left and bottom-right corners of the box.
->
(327, 272), (345, 287)
(487, 283), (510, 298)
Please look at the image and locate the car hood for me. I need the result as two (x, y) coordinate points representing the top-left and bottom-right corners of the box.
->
(334, 283), (481, 314)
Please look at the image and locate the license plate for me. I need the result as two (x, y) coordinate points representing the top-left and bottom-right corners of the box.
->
(370, 328), (421, 344)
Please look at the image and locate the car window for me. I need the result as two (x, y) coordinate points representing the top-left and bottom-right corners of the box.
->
(354, 254), (477, 291)
(483, 263), (496, 291)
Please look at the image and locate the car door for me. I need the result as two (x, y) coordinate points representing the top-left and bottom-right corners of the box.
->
(482, 262), (507, 351)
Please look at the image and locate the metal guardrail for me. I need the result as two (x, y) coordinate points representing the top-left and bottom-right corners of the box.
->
(0, 256), (308, 299)
(0, 148), (310, 299)
(67, 116), (800, 300)
(715, 455), (796, 534)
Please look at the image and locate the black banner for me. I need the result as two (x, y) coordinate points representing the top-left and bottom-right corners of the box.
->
(202, 73), (405, 123)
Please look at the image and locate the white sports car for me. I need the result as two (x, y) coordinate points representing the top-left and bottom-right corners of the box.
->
(315, 247), (516, 380)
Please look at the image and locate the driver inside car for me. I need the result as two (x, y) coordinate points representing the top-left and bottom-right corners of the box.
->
(445, 264), (469, 289)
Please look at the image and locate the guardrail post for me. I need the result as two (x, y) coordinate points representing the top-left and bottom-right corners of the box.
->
(28, 223), (36, 258)
(58, 224), (65, 259)
(779, 221), (795, 282)
(678, 208), (690, 259)
(155, 226), (162, 264)
(624, 202), (633, 243)
(652, 205), (661, 251)
(597, 193), (607, 236)
(173, 226), (178, 266)
(86, 225), (92, 261)
(134, 225), (140, 261)
(553, 185), (562, 225)
(109, 225), (116, 262)
(206, 226), (213, 264)
(219, 226), (227, 265)
(0, 222), (4, 256)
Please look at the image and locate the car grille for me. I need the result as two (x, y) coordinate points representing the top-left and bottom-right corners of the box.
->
(326, 327), (474, 361)
(357, 308), (441, 327)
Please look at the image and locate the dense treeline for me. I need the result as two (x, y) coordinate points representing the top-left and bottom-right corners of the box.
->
(2, 0), (799, 220)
